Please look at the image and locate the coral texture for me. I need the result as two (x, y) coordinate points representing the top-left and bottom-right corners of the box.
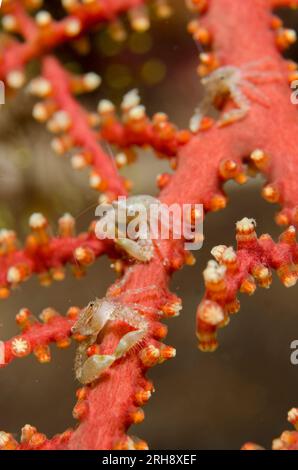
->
(0, 0), (298, 450)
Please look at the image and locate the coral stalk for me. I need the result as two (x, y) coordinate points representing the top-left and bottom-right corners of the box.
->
(0, 0), (145, 84)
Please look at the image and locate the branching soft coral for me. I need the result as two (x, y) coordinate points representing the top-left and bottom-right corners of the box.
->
(197, 219), (298, 351)
(1, 0), (298, 451)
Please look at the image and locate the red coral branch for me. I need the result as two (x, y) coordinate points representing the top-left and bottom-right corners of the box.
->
(0, 0), (146, 83)
(99, 98), (192, 159)
(242, 408), (298, 449)
(40, 56), (127, 198)
(0, 213), (112, 298)
(1, 0), (298, 451)
(196, 218), (298, 351)
(2, 307), (76, 367)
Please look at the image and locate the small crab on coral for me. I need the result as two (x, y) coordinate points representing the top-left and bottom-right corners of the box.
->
(72, 284), (159, 384)
(95, 195), (162, 263)
(190, 58), (282, 131)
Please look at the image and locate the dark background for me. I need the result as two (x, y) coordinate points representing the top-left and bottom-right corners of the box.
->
(0, 1), (297, 449)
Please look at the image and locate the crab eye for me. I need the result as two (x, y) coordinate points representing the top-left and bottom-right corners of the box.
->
(89, 301), (95, 308)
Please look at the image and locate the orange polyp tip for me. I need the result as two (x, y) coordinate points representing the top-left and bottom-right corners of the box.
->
(276, 28), (297, 50)
(275, 211), (289, 226)
(86, 344), (101, 356)
(187, 19), (200, 34)
(124, 178), (133, 191)
(59, 428), (73, 443)
(51, 266), (65, 281)
(177, 129), (191, 144)
(72, 333), (87, 342)
(271, 16), (283, 30)
(76, 387), (88, 401)
(153, 323), (168, 339)
(170, 157), (177, 170)
(66, 306), (80, 319)
(279, 225), (296, 244)
(74, 246), (95, 266)
(158, 123), (176, 141)
(135, 390), (151, 406)
(199, 52), (213, 65)
(288, 408), (298, 429)
(209, 194), (227, 212)
(160, 345), (176, 360)
(33, 344), (51, 363)
(277, 264), (297, 288)
(29, 432), (47, 448)
(113, 436), (134, 450)
(241, 442), (264, 450)
(111, 259), (124, 274)
(139, 345), (160, 367)
(194, 27), (211, 45)
(221, 247), (238, 271)
(197, 335), (219, 352)
(235, 172), (248, 185)
(156, 172), (171, 189)
(287, 60), (298, 71)
(58, 213), (75, 237)
(226, 298), (240, 315)
(200, 116), (215, 131)
(73, 400), (88, 420)
(21, 424), (37, 443)
(162, 301), (182, 317)
(240, 276), (256, 295)
(56, 337), (71, 349)
(188, 0), (208, 14)
(219, 159), (238, 180)
(0, 432), (18, 450)
(197, 299), (225, 327)
(288, 71), (298, 83)
(252, 265), (272, 288)
(15, 308), (33, 329)
(72, 264), (86, 279)
(236, 218), (257, 245)
(261, 184), (280, 203)
(133, 438), (149, 450)
(185, 252), (196, 266)
(250, 149), (269, 170)
(39, 307), (58, 323)
(130, 408), (145, 424)
(0, 287), (10, 299)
